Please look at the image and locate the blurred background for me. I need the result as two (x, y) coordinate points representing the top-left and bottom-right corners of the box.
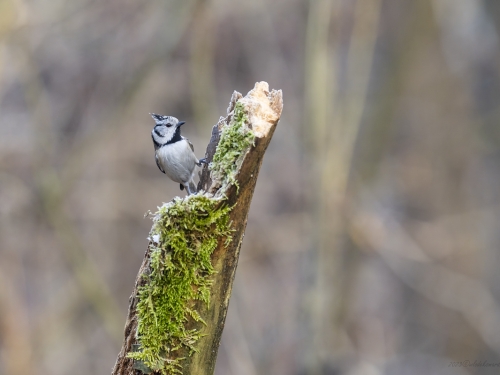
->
(1, 0), (500, 374)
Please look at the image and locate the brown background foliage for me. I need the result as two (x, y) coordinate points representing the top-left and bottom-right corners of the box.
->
(1, 0), (500, 374)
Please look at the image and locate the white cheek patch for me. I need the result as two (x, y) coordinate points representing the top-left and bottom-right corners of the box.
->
(154, 126), (167, 137)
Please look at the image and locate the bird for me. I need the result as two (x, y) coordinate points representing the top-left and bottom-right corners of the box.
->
(150, 113), (206, 195)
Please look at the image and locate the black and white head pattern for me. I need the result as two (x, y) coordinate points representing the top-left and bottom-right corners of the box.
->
(151, 113), (185, 148)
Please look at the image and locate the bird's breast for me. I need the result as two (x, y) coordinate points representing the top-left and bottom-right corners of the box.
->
(156, 140), (197, 183)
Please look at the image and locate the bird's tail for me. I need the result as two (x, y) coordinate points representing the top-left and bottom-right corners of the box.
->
(186, 180), (197, 195)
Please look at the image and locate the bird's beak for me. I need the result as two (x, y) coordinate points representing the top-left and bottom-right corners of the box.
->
(177, 121), (186, 127)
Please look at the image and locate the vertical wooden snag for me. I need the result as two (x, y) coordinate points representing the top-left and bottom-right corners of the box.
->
(112, 82), (283, 375)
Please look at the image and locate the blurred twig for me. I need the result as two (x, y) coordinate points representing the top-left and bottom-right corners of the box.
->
(349, 206), (500, 355)
(37, 170), (125, 341)
(11, 25), (125, 342)
(0, 268), (34, 375)
(304, 0), (382, 370)
(303, 0), (334, 371)
(189, 0), (218, 135)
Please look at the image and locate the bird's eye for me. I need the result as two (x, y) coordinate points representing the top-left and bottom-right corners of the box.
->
(166, 124), (173, 127)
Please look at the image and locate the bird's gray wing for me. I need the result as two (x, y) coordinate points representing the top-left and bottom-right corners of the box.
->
(183, 136), (195, 152)
(155, 153), (165, 174)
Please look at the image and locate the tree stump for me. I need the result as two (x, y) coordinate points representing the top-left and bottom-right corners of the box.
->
(112, 82), (283, 375)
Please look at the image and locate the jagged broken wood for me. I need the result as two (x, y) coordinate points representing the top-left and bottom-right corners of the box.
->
(112, 82), (283, 375)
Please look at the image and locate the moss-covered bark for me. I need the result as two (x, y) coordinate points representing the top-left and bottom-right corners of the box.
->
(112, 82), (283, 375)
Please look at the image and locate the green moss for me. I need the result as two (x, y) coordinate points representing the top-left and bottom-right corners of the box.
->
(128, 195), (232, 374)
(210, 101), (255, 189)
(128, 99), (255, 374)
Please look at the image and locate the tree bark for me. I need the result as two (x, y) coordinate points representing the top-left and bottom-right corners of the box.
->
(112, 82), (283, 375)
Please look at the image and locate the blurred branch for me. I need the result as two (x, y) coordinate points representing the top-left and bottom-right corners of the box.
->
(349, 207), (500, 355)
(0, 269), (34, 375)
(303, 0), (382, 370)
(189, 0), (218, 134)
(37, 170), (125, 341)
(12, 27), (125, 342)
(303, 0), (334, 370)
